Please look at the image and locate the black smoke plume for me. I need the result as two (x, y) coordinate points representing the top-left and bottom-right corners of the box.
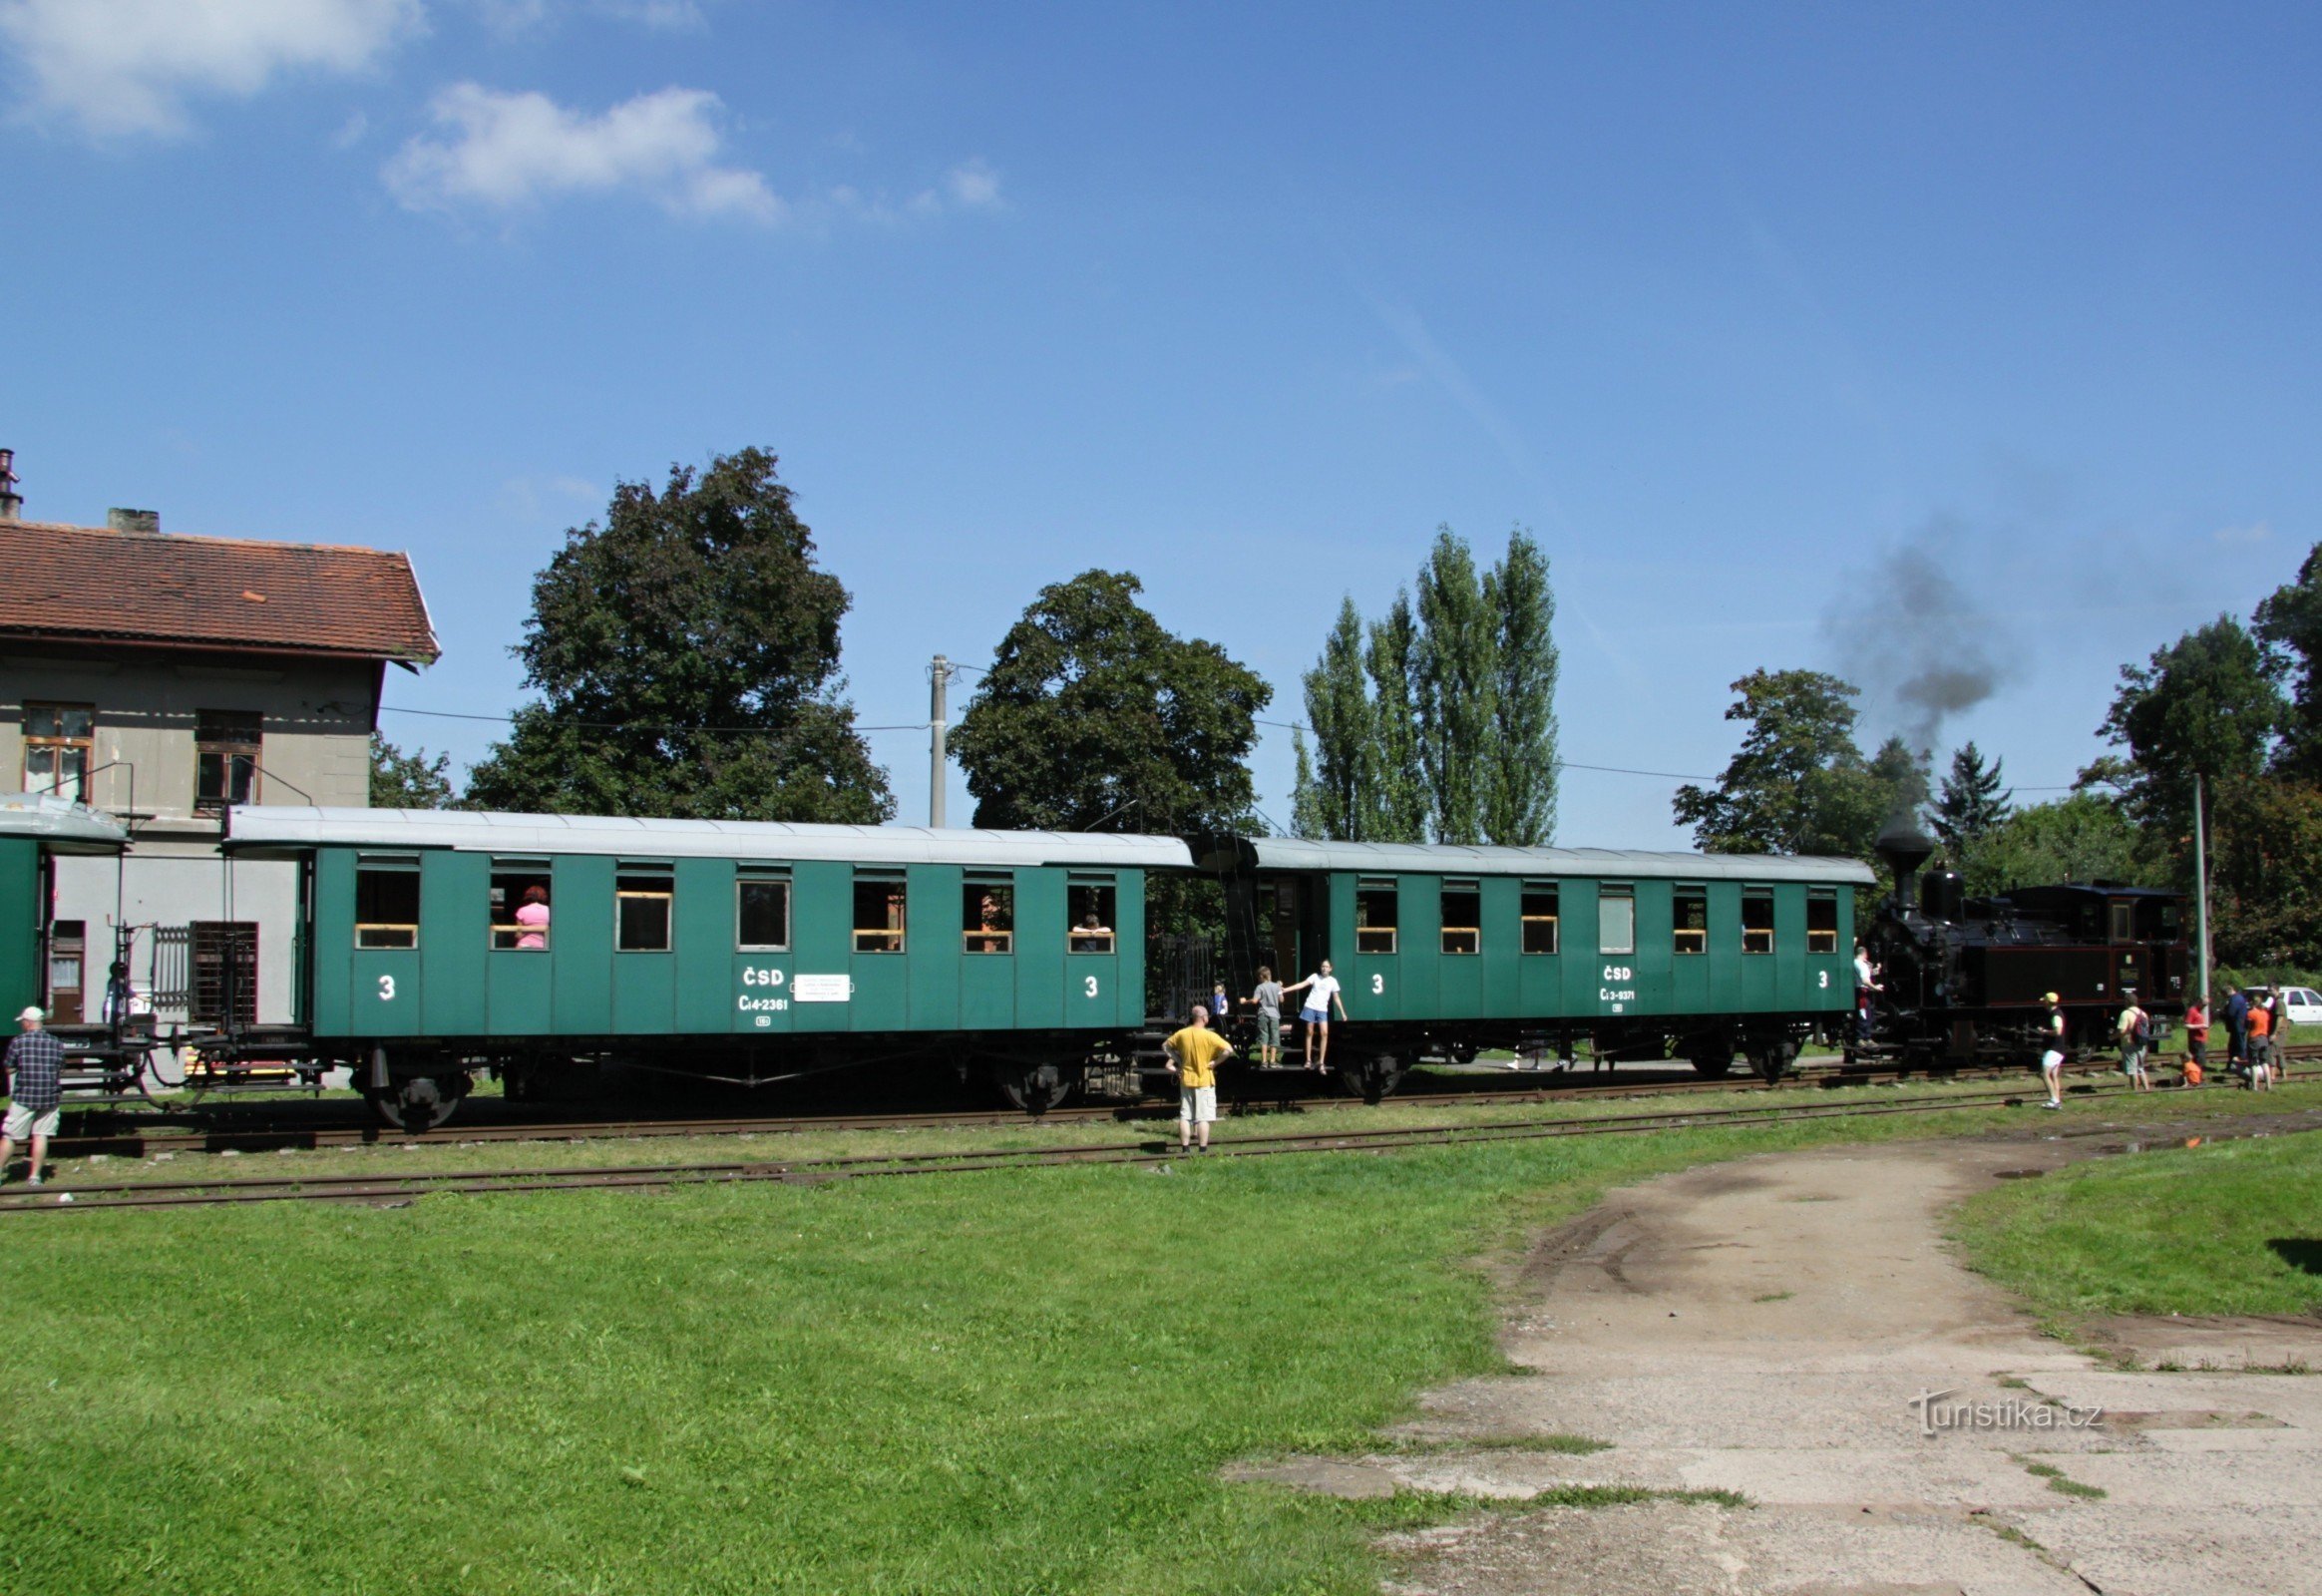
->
(1824, 520), (2014, 763)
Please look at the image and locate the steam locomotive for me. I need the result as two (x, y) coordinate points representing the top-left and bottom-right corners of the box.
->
(1854, 817), (2187, 1064)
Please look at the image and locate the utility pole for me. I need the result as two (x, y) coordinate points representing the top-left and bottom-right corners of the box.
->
(2193, 773), (2211, 1002)
(929, 654), (954, 828)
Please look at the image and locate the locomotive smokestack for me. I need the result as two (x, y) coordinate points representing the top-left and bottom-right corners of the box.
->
(1876, 813), (1938, 910)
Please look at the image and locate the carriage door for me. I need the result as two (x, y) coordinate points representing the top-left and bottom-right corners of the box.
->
(1066, 874), (1118, 1026)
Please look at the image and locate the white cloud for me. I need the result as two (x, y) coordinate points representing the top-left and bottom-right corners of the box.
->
(2214, 520), (2273, 547)
(941, 156), (999, 210)
(833, 157), (1004, 225)
(384, 82), (780, 221)
(458, 0), (703, 36)
(0, 0), (420, 139)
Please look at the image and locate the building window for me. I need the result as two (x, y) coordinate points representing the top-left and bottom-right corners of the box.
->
(1068, 877), (1117, 954)
(617, 869), (674, 953)
(1440, 881), (1480, 955)
(965, 877), (1013, 954)
(1599, 887), (1635, 957)
(854, 874), (906, 953)
(1673, 888), (1707, 955)
(1742, 890), (1774, 955)
(23, 703), (93, 803)
(354, 859), (420, 949)
(490, 861), (553, 951)
(1806, 891), (1838, 954)
(737, 873), (791, 952)
(1355, 879), (1398, 955)
(194, 710), (261, 812)
(1521, 884), (1560, 955)
(191, 922), (258, 1026)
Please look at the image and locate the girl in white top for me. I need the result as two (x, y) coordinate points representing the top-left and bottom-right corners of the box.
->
(1280, 960), (1349, 1072)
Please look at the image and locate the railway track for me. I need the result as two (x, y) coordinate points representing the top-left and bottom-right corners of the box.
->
(42, 1046), (2275, 1160)
(0, 1076), (2151, 1216)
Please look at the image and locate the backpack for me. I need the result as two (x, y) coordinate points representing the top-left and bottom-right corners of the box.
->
(2132, 1008), (2152, 1045)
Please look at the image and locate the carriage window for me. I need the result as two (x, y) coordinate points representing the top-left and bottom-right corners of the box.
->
(1440, 881), (1480, 955)
(2108, 901), (2134, 945)
(354, 858), (420, 949)
(616, 870), (674, 952)
(490, 861), (554, 950)
(1806, 891), (1838, 954)
(1521, 884), (1559, 955)
(965, 877), (1013, 954)
(1598, 887), (1635, 956)
(1068, 878), (1116, 953)
(1742, 891), (1774, 955)
(1673, 888), (1707, 955)
(737, 873), (791, 952)
(1356, 879), (1398, 954)
(854, 875), (907, 953)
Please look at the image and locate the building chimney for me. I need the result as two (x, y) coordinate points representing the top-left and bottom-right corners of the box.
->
(0, 450), (20, 520)
(107, 507), (162, 535)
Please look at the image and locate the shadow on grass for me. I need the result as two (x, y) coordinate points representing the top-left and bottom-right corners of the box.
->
(2266, 1239), (2322, 1277)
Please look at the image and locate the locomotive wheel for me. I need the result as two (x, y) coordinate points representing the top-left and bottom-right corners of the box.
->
(368, 1071), (470, 1132)
(1337, 1053), (1405, 1104)
(994, 1059), (1076, 1115)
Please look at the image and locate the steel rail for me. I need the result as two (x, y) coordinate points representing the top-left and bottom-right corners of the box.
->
(0, 1079), (2128, 1216)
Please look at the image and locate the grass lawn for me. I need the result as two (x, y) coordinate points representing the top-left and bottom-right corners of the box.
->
(1953, 1126), (2322, 1328)
(3, 1083), (2317, 1595)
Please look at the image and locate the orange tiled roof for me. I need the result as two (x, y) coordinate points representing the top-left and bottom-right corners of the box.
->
(0, 519), (438, 663)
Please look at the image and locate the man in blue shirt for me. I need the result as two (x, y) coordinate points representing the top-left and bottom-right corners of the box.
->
(3, 1006), (64, 1187)
(2225, 987), (2252, 1078)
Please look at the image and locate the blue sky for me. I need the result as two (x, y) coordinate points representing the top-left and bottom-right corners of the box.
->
(5, 1), (2317, 844)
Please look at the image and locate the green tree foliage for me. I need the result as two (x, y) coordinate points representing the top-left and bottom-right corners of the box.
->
(950, 570), (1270, 836)
(1296, 598), (1375, 840)
(1672, 670), (1892, 858)
(1289, 730), (1324, 840)
(1364, 592), (1428, 843)
(1954, 793), (2165, 898)
(2208, 774), (2322, 969)
(463, 449), (894, 823)
(1414, 528), (1498, 846)
(1932, 741), (2013, 855)
(1482, 527), (1559, 846)
(368, 733), (454, 809)
(2087, 616), (2280, 843)
(2253, 542), (2322, 780)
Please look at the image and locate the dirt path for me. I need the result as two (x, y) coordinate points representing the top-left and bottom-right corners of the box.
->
(1233, 1124), (2322, 1595)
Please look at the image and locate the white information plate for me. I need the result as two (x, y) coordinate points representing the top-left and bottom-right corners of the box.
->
(793, 974), (854, 1003)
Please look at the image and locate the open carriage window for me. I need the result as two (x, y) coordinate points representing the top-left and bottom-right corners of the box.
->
(1440, 881), (1480, 955)
(1673, 888), (1707, 955)
(737, 872), (791, 952)
(1741, 890), (1774, 955)
(854, 874), (907, 953)
(1806, 891), (1838, 954)
(1521, 883), (1559, 955)
(617, 869), (674, 952)
(490, 860), (553, 950)
(1067, 877), (1116, 953)
(1356, 879), (1398, 954)
(965, 876), (1013, 954)
(355, 857), (421, 949)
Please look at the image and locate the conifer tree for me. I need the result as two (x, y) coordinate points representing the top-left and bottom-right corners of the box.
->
(1931, 741), (2013, 854)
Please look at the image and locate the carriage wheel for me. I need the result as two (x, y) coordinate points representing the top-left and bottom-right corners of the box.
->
(368, 1071), (470, 1132)
(1337, 1053), (1405, 1104)
(994, 1059), (1076, 1115)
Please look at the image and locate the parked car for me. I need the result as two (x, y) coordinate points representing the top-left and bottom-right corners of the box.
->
(2275, 986), (2322, 1026)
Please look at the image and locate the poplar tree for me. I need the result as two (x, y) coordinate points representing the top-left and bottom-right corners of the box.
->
(1365, 591), (1428, 843)
(1414, 529), (1499, 846)
(1483, 527), (1559, 846)
(1297, 598), (1375, 840)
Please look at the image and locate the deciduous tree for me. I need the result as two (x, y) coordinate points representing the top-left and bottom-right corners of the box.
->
(1414, 529), (1498, 846)
(2253, 543), (2322, 781)
(1483, 527), (1558, 846)
(2086, 616), (2280, 843)
(1296, 598), (1374, 840)
(1954, 793), (2163, 898)
(464, 449), (894, 823)
(368, 733), (454, 809)
(1364, 592), (1427, 843)
(1672, 670), (1888, 858)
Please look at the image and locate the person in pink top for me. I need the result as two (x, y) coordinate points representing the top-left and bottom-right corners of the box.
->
(515, 885), (551, 950)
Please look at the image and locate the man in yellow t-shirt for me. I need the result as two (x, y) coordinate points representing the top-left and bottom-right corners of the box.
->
(1164, 1005), (1235, 1153)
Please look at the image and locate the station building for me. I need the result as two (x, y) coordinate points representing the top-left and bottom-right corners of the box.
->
(0, 468), (437, 1028)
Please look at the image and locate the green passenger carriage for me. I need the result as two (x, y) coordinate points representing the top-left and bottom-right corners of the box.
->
(224, 808), (1187, 1124)
(1202, 837), (1875, 1096)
